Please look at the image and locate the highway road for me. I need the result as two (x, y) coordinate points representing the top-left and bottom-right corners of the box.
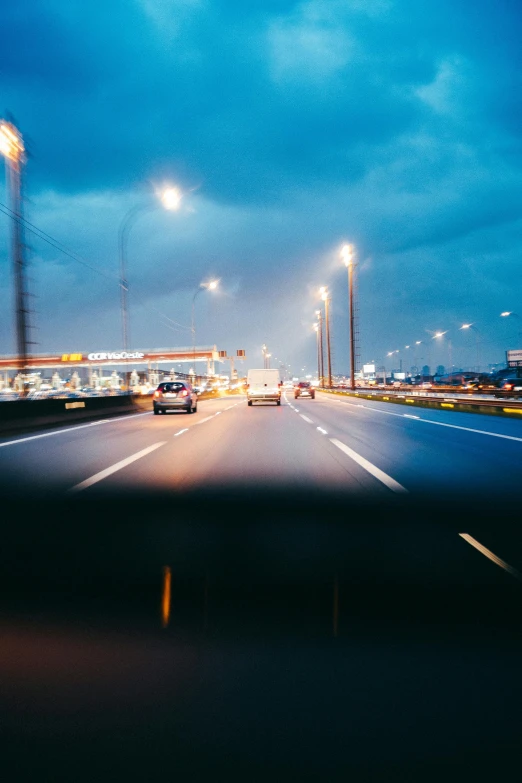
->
(1, 388), (522, 495)
(2, 389), (522, 781)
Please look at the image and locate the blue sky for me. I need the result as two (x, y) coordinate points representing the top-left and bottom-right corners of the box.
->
(1, 0), (521, 376)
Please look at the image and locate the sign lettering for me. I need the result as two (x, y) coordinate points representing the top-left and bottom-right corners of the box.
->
(87, 351), (145, 361)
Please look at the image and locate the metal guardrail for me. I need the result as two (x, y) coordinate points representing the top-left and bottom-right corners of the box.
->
(320, 386), (522, 418)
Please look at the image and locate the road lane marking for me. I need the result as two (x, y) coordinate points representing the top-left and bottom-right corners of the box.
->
(459, 534), (522, 581)
(68, 441), (167, 493)
(173, 429), (189, 437)
(317, 427), (328, 434)
(404, 414), (420, 419)
(300, 415), (314, 424)
(330, 438), (408, 493)
(0, 412), (152, 449)
(196, 416), (214, 424)
(345, 402), (522, 443)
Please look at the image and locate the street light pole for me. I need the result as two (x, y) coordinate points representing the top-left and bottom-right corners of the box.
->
(315, 310), (324, 387)
(314, 322), (320, 385)
(501, 312), (522, 346)
(320, 287), (332, 388)
(341, 244), (356, 390)
(118, 187), (182, 353)
(0, 120), (29, 382)
(461, 324), (481, 373)
(192, 280), (219, 381)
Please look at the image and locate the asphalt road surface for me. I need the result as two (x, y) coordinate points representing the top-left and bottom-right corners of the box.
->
(1, 389), (522, 494)
(1, 390), (522, 782)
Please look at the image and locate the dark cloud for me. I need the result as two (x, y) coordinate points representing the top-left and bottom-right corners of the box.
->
(0, 0), (521, 374)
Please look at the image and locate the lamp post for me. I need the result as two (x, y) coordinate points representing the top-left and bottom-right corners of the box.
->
(118, 187), (181, 353)
(314, 322), (320, 386)
(320, 287), (332, 388)
(460, 323), (481, 372)
(501, 312), (522, 345)
(0, 120), (29, 382)
(341, 244), (356, 390)
(192, 280), (219, 379)
(433, 331), (451, 376)
(386, 350), (398, 384)
(315, 309), (324, 387)
(413, 341), (423, 375)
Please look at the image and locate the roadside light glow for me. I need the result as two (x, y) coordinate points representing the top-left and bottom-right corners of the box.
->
(161, 187), (182, 210)
(341, 243), (354, 266)
(415, 341), (422, 345)
(461, 323), (472, 329)
(433, 331), (447, 338)
(501, 312), (511, 317)
(207, 280), (218, 290)
(0, 121), (24, 162)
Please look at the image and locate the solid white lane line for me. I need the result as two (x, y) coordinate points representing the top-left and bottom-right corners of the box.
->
(330, 438), (408, 493)
(459, 534), (522, 581)
(300, 415), (314, 424)
(404, 414), (420, 419)
(345, 402), (522, 443)
(69, 441), (167, 493)
(0, 412), (152, 449)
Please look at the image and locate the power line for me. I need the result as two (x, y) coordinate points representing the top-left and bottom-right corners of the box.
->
(0, 201), (118, 283)
(0, 200), (194, 339)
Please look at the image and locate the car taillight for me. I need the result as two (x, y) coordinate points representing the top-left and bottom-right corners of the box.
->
(505, 384), (514, 390)
(154, 391), (160, 398)
(180, 389), (188, 397)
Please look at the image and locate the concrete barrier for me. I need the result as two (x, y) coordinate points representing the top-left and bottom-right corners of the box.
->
(0, 388), (243, 437)
(0, 393), (151, 436)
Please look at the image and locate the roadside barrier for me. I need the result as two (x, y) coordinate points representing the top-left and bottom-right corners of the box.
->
(318, 388), (522, 418)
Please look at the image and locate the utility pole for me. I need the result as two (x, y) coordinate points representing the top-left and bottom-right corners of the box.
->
(0, 121), (30, 389)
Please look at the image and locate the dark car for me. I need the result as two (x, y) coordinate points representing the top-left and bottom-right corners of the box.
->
(153, 381), (198, 414)
(294, 381), (315, 399)
(498, 377), (522, 392)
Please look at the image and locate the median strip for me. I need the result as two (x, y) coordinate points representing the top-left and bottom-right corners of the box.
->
(330, 438), (408, 493)
(69, 441), (167, 493)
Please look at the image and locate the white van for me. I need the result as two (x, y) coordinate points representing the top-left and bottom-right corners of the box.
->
(246, 369), (281, 406)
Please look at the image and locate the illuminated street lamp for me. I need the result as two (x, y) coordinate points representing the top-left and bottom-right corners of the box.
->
(192, 279), (219, 375)
(460, 323), (481, 372)
(501, 311), (522, 344)
(433, 330), (452, 375)
(0, 120), (29, 381)
(413, 340), (424, 375)
(118, 186), (182, 353)
(340, 243), (356, 390)
(320, 287), (332, 388)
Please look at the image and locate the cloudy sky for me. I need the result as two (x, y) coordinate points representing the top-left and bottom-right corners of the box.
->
(1, 0), (521, 376)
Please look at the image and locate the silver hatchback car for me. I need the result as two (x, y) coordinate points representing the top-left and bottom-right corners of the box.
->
(153, 381), (198, 414)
